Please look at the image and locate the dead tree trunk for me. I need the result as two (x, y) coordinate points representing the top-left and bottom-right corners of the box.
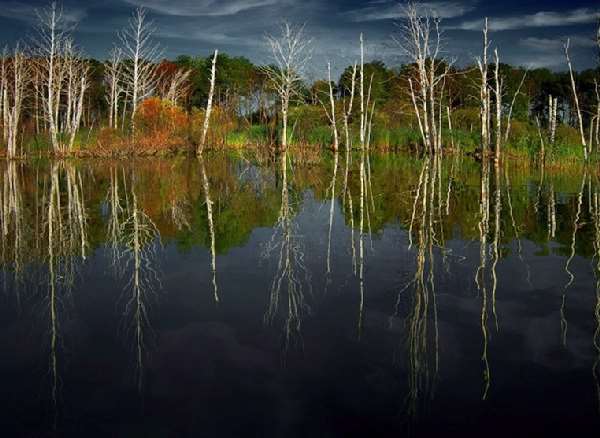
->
(327, 62), (339, 151)
(119, 7), (162, 128)
(105, 48), (122, 129)
(504, 69), (527, 142)
(342, 63), (357, 150)
(7, 46), (28, 158)
(395, 2), (450, 155)
(198, 49), (218, 156)
(359, 33), (366, 150)
(493, 49), (502, 165)
(548, 95), (558, 145)
(564, 39), (588, 160)
(477, 18), (491, 155)
(1, 49), (7, 144)
(262, 22), (312, 152)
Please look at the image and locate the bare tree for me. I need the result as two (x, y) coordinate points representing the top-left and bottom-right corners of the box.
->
(447, 105), (455, 149)
(261, 22), (312, 151)
(163, 68), (191, 106)
(1, 48), (8, 143)
(493, 48), (503, 165)
(6, 45), (29, 158)
(564, 39), (588, 160)
(594, 79), (600, 155)
(33, 2), (89, 154)
(360, 34), (366, 148)
(394, 1), (451, 154)
(547, 94), (558, 145)
(34, 1), (66, 153)
(358, 35), (377, 151)
(105, 48), (123, 129)
(119, 7), (162, 127)
(504, 69), (528, 142)
(342, 63), (357, 150)
(198, 50), (218, 155)
(476, 18), (491, 154)
(320, 62), (339, 151)
(63, 42), (89, 151)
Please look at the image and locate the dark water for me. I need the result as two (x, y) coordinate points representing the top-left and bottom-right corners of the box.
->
(1, 152), (600, 437)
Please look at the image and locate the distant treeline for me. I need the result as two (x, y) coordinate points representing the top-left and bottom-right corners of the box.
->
(0, 1), (598, 159)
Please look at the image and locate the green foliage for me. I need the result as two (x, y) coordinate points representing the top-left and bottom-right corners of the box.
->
(339, 61), (393, 104)
(304, 126), (332, 147)
(550, 125), (586, 160)
(25, 135), (52, 153)
(506, 120), (539, 155)
(451, 108), (480, 131)
(247, 125), (268, 143)
(446, 129), (480, 152)
(371, 127), (421, 149)
(226, 130), (249, 147)
(176, 173), (280, 255)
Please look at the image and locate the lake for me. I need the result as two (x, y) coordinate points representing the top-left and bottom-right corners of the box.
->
(1, 151), (599, 437)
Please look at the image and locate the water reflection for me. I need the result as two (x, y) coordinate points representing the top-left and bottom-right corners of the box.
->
(562, 172), (587, 347)
(401, 155), (442, 416)
(43, 162), (88, 424)
(1, 162), (25, 299)
(117, 169), (162, 392)
(592, 185), (600, 414)
(263, 151), (311, 356)
(199, 156), (219, 304)
(0, 154), (600, 434)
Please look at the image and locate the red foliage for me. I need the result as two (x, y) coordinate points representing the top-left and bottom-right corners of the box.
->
(135, 97), (188, 134)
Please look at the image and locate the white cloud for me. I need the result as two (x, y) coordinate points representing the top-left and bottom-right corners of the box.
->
(453, 8), (600, 31)
(123, 0), (282, 17)
(158, 27), (257, 47)
(345, 0), (477, 22)
(0, 1), (87, 25)
(519, 35), (597, 51)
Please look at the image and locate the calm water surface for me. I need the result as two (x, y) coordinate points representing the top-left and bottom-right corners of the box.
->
(1, 152), (599, 437)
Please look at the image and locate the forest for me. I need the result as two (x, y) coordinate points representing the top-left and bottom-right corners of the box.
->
(0, 1), (598, 162)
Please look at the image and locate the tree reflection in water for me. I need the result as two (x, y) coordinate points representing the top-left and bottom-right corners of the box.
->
(117, 169), (162, 392)
(0, 155), (600, 432)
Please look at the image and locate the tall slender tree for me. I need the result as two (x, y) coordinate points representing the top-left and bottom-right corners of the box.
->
(261, 21), (312, 151)
(119, 7), (162, 127)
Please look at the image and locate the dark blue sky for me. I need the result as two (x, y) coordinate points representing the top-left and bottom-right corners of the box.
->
(0, 0), (598, 77)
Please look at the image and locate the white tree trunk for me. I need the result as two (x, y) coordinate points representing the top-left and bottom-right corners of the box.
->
(342, 63), (357, 150)
(327, 62), (339, 151)
(478, 18), (490, 154)
(494, 49), (502, 165)
(564, 39), (588, 160)
(198, 50), (218, 155)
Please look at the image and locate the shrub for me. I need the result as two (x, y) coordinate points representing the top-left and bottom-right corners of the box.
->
(305, 125), (332, 147)
(289, 104), (329, 135)
(189, 106), (236, 148)
(226, 130), (249, 147)
(451, 107), (480, 132)
(135, 97), (188, 136)
(247, 125), (268, 143)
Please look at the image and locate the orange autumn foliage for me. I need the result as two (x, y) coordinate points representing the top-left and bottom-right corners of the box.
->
(135, 97), (188, 136)
(125, 98), (190, 152)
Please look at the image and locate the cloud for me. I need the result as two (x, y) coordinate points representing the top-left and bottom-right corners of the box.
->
(158, 27), (257, 47)
(0, 1), (87, 25)
(519, 35), (597, 51)
(123, 0), (281, 17)
(345, 0), (477, 22)
(452, 8), (600, 31)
